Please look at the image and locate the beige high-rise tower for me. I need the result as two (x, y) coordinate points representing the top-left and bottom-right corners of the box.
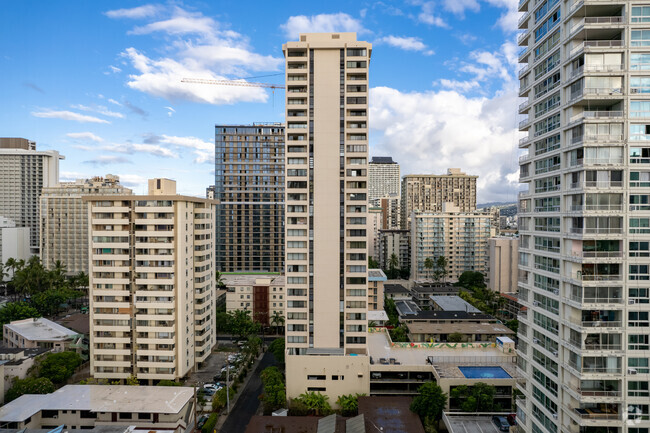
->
(283, 33), (372, 401)
(86, 179), (216, 383)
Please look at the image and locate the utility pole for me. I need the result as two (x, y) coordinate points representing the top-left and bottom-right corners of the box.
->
(226, 358), (230, 414)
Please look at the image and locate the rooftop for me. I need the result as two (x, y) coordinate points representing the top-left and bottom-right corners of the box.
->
(411, 285), (459, 295)
(368, 269), (387, 281)
(4, 318), (78, 342)
(358, 397), (424, 433)
(0, 385), (195, 422)
(402, 310), (496, 322)
(444, 413), (513, 433)
(384, 284), (410, 295)
(405, 322), (514, 336)
(370, 156), (397, 164)
(367, 310), (389, 322)
(395, 300), (420, 317)
(430, 295), (481, 313)
(221, 273), (284, 286)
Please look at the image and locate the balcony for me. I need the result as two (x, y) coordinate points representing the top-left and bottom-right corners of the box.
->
(519, 117), (531, 129)
(572, 407), (620, 420)
(571, 64), (624, 79)
(569, 16), (624, 37)
(518, 64), (530, 79)
(570, 133), (623, 146)
(569, 40), (624, 57)
(519, 136), (531, 147)
(569, 227), (623, 235)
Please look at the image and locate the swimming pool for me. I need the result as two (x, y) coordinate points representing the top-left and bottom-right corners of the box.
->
(458, 366), (512, 379)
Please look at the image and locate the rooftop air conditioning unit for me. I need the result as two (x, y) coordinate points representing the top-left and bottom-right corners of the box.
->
(629, 368), (638, 375)
(629, 299), (637, 305)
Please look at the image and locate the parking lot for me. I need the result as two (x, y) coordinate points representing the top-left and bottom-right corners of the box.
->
(187, 348), (242, 386)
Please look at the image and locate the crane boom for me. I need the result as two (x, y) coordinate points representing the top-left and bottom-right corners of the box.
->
(181, 78), (285, 89)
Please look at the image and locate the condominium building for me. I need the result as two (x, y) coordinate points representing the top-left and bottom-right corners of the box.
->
(380, 194), (401, 229)
(214, 124), (284, 273)
(401, 169), (477, 229)
(0, 217), (30, 269)
(488, 236), (519, 293)
(0, 137), (62, 255)
(368, 156), (400, 206)
(410, 204), (492, 282)
(368, 206), (382, 263)
(378, 229), (410, 271)
(86, 179), (216, 383)
(41, 175), (132, 275)
(516, 1), (650, 432)
(223, 273), (285, 326)
(283, 33), (372, 402)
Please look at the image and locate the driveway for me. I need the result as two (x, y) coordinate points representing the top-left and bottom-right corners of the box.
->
(219, 351), (276, 433)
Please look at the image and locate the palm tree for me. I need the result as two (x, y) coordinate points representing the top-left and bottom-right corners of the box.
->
(215, 271), (225, 289)
(424, 257), (434, 281)
(270, 311), (285, 335)
(436, 256), (448, 284)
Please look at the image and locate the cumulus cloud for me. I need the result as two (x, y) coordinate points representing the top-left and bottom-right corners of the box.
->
(66, 132), (104, 142)
(484, 0), (520, 32)
(143, 134), (213, 163)
(84, 155), (132, 165)
(115, 174), (148, 188)
(105, 5), (162, 19)
(71, 104), (124, 119)
(375, 35), (434, 55)
(438, 79), (480, 92)
(442, 0), (481, 16)
(110, 6), (282, 104)
(414, 2), (449, 27)
(111, 142), (178, 158)
(281, 13), (367, 38)
(31, 110), (110, 124)
(60, 171), (91, 182)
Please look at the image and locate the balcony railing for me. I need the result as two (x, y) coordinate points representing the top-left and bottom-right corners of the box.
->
(580, 274), (622, 281)
(570, 40), (624, 56)
(567, 294), (622, 304)
(569, 204), (623, 212)
(576, 388), (622, 397)
(569, 227), (623, 235)
(570, 16), (624, 34)
(569, 181), (623, 189)
(574, 250), (623, 258)
(572, 408), (620, 420)
(518, 64), (530, 79)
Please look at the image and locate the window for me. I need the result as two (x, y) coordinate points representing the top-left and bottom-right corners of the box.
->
(630, 334), (650, 350)
(629, 311), (650, 327)
(347, 48), (367, 56)
(633, 7), (650, 23)
(632, 53), (650, 71)
(535, 10), (561, 42)
(632, 30), (650, 47)
(632, 77), (650, 94)
(630, 264), (650, 280)
(307, 375), (326, 380)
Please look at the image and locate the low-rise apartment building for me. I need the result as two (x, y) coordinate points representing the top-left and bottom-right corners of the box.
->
(3, 318), (80, 352)
(86, 178), (216, 383)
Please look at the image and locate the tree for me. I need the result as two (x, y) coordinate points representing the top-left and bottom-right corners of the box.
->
(260, 366), (286, 414)
(38, 351), (83, 384)
(389, 253), (399, 272)
(506, 319), (519, 334)
(436, 256), (448, 284)
(368, 256), (379, 269)
(458, 271), (486, 289)
(228, 310), (259, 340)
(336, 393), (365, 416)
(268, 338), (285, 364)
(5, 377), (55, 402)
(447, 332), (463, 342)
(0, 302), (40, 337)
(450, 383), (499, 412)
(245, 335), (262, 357)
(125, 375), (140, 386)
(215, 311), (231, 343)
(424, 257), (434, 281)
(389, 326), (409, 342)
(270, 311), (285, 335)
(410, 382), (448, 423)
(384, 297), (399, 327)
(157, 379), (180, 386)
(293, 391), (333, 416)
(215, 271), (226, 289)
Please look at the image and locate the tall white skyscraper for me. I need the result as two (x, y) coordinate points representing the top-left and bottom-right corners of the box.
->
(368, 156), (400, 206)
(517, 2), (649, 433)
(0, 138), (62, 255)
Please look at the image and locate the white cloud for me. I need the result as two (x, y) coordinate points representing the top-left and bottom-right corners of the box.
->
(60, 171), (90, 182)
(31, 110), (110, 124)
(415, 2), (449, 28)
(369, 86), (520, 203)
(84, 155), (132, 165)
(438, 79), (480, 92)
(66, 132), (104, 142)
(111, 142), (178, 158)
(115, 174), (148, 189)
(442, 0), (480, 16)
(375, 35), (434, 55)
(109, 65), (122, 73)
(108, 98), (122, 106)
(105, 5), (161, 19)
(159, 134), (213, 163)
(281, 13), (367, 38)
(71, 104), (124, 119)
(484, 0), (519, 32)
(113, 6), (282, 104)
(165, 106), (175, 117)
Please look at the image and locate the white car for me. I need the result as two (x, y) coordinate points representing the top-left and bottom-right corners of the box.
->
(204, 383), (223, 392)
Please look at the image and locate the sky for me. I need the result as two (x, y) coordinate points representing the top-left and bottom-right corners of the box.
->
(0, 0), (522, 202)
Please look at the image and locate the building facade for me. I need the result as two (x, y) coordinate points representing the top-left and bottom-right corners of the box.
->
(378, 229), (410, 272)
(401, 169), (478, 229)
(41, 175), (132, 275)
(488, 236), (519, 293)
(0, 138), (62, 255)
(0, 216), (30, 269)
(214, 124), (284, 273)
(368, 156), (400, 206)
(410, 204), (492, 282)
(368, 206), (382, 263)
(380, 194), (401, 230)
(516, 1), (650, 432)
(223, 274), (285, 326)
(283, 32), (372, 402)
(86, 179), (216, 383)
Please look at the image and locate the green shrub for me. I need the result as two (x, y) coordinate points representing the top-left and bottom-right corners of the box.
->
(5, 377), (55, 402)
(201, 413), (218, 433)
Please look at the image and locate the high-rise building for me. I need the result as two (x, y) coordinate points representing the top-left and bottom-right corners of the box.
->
(400, 168), (477, 229)
(368, 206), (382, 263)
(214, 124), (284, 273)
(378, 228), (410, 272)
(379, 194), (401, 230)
(516, 2), (647, 432)
(0, 138), (63, 255)
(41, 175), (132, 275)
(0, 216), (30, 270)
(283, 33), (372, 401)
(368, 156), (400, 206)
(488, 236), (518, 293)
(86, 179), (216, 383)
(410, 203), (491, 282)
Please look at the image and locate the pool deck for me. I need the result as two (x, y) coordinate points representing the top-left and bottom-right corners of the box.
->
(435, 362), (518, 379)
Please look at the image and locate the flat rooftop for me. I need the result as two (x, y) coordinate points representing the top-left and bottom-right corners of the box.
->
(384, 284), (410, 295)
(405, 322), (514, 336)
(4, 318), (78, 342)
(368, 310), (389, 322)
(0, 385), (195, 422)
(402, 310), (496, 322)
(358, 396), (424, 433)
(444, 414), (513, 433)
(221, 273), (284, 286)
(430, 295), (480, 313)
(368, 269), (387, 281)
(368, 331), (511, 368)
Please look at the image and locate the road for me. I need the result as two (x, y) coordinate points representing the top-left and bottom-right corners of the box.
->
(219, 351), (276, 433)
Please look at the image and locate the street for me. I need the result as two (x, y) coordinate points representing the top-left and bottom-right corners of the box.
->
(219, 351), (277, 433)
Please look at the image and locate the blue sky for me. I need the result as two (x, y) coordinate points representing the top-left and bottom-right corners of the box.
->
(1, 1), (521, 202)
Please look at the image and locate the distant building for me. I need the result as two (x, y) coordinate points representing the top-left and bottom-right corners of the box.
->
(384, 283), (412, 302)
(430, 295), (481, 313)
(368, 156), (400, 206)
(488, 236), (518, 293)
(3, 318), (80, 352)
(0, 348), (49, 403)
(368, 269), (387, 311)
(0, 138), (63, 255)
(410, 204), (491, 283)
(86, 179), (216, 383)
(0, 385), (196, 431)
(378, 229), (410, 271)
(214, 124), (284, 273)
(379, 194), (401, 229)
(368, 207), (382, 263)
(0, 216), (30, 270)
(41, 175), (132, 275)
(223, 273), (284, 326)
(401, 168), (477, 229)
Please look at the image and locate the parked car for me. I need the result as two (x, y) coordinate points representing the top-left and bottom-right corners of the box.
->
(507, 414), (517, 426)
(199, 387), (216, 397)
(197, 415), (209, 429)
(492, 416), (510, 432)
(204, 383), (222, 392)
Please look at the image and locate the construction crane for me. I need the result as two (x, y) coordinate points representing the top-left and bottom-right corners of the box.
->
(181, 78), (285, 90)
